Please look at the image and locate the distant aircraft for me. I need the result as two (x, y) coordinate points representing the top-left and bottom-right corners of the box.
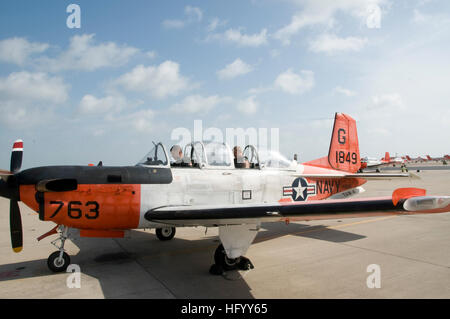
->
(426, 155), (449, 162)
(360, 152), (403, 171)
(405, 155), (428, 163)
(1, 113), (449, 275)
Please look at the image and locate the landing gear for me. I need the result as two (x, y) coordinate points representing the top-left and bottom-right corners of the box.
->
(47, 225), (71, 272)
(48, 251), (70, 272)
(156, 227), (176, 241)
(209, 244), (254, 275)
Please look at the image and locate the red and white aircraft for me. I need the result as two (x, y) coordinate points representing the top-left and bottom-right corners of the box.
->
(1, 113), (449, 275)
(426, 155), (449, 162)
(360, 152), (404, 171)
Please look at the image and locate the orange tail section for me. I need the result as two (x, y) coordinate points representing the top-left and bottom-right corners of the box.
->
(384, 152), (391, 162)
(304, 113), (361, 173)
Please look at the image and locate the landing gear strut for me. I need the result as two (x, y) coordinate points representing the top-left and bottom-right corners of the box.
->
(47, 226), (71, 272)
(209, 244), (254, 275)
(156, 227), (176, 241)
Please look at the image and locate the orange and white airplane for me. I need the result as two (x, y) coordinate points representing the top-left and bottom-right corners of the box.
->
(1, 113), (449, 275)
(360, 152), (403, 171)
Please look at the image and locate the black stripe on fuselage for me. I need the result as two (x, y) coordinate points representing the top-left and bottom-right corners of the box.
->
(145, 198), (405, 221)
(17, 166), (173, 185)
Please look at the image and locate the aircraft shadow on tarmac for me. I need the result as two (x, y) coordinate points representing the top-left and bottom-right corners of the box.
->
(0, 221), (365, 298)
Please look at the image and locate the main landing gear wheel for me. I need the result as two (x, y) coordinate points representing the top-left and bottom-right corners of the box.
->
(47, 251), (70, 272)
(209, 244), (254, 275)
(156, 227), (176, 241)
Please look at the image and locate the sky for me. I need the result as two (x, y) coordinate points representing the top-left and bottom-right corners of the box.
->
(0, 0), (449, 169)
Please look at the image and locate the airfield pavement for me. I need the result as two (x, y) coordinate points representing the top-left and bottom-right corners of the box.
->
(0, 165), (449, 299)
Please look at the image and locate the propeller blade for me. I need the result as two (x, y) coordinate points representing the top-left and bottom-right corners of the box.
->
(10, 139), (23, 173)
(10, 200), (23, 253)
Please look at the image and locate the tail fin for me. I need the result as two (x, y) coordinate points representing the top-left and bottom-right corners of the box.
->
(426, 155), (432, 161)
(384, 152), (391, 162)
(406, 155), (411, 161)
(304, 113), (360, 173)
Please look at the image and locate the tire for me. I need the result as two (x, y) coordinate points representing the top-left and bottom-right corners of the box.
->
(214, 244), (240, 271)
(156, 227), (176, 241)
(47, 251), (70, 273)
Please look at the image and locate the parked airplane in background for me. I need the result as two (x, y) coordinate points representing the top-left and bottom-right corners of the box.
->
(426, 155), (449, 162)
(405, 155), (428, 163)
(1, 113), (449, 275)
(360, 152), (403, 171)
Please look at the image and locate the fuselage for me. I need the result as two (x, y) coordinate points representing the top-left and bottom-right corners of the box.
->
(15, 164), (367, 232)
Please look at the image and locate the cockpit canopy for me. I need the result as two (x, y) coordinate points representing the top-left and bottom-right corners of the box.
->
(137, 141), (295, 170)
(137, 142), (169, 167)
(184, 141), (233, 168)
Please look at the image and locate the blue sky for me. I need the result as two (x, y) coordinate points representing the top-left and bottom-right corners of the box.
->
(0, 0), (449, 169)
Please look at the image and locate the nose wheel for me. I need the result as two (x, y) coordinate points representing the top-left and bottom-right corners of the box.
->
(47, 251), (70, 272)
(156, 227), (176, 241)
(47, 225), (71, 272)
(209, 244), (254, 275)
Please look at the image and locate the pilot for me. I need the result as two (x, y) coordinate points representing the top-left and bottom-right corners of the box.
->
(170, 145), (183, 166)
(170, 145), (192, 167)
(233, 146), (250, 168)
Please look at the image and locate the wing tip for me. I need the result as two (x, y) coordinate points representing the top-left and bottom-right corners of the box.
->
(392, 188), (426, 206)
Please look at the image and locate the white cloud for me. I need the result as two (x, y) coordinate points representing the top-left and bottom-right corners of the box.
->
(0, 71), (68, 103)
(333, 86), (356, 97)
(274, 0), (387, 45)
(236, 96), (259, 115)
(207, 17), (227, 32)
(309, 33), (368, 53)
(116, 61), (190, 99)
(369, 93), (405, 110)
(217, 58), (253, 80)
(222, 28), (268, 47)
(170, 95), (228, 114)
(40, 34), (139, 72)
(274, 69), (315, 95)
(163, 6), (203, 29)
(185, 6), (203, 22)
(0, 72), (68, 127)
(79, 94), (127, 114)
(0, 37), (49, 66)
(120, 109), (156, 133)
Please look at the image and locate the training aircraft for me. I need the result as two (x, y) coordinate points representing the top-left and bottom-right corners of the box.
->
(359, 152), (403, 172)
(405, 155), (428, 163)
(1, 113), (449, 275)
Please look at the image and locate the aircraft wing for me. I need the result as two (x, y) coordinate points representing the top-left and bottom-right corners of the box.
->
(145, 188), (450, 227)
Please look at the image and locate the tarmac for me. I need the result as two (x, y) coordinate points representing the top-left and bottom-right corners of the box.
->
(0, 165), (449, 299)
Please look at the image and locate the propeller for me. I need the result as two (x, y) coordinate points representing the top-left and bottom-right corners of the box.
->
(9, 139), (23, 253)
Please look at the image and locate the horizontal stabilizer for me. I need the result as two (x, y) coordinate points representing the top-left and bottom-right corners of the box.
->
(293, 172), (418, 180)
